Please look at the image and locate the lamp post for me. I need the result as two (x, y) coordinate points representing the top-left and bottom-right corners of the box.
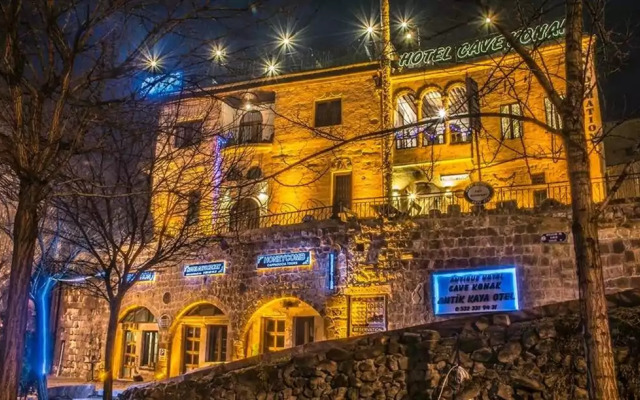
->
(380, 0), (394, 200)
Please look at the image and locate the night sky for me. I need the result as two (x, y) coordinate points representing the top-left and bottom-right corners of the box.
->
(249, 0), (640, 122)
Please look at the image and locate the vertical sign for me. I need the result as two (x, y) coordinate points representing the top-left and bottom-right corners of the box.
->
(349, 295), (387, 336)
(432, 267), (519, 315)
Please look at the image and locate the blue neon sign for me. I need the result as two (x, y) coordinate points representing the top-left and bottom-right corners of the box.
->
(140, 71), (183, 97)
(184, 261), (226, 277)
(257, 251), (311, 269)
(432, 267), (519, 315)
(127, 271), (156, 283)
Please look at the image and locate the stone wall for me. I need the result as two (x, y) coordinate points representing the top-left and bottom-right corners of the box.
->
(54, 205), (640, 379)
(119, 291), (640, 400)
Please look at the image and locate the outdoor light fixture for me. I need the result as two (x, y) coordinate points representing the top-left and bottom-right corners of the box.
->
(438, 108), (447, 119)
(142, 50), (164, 72)
(408, 192), (417, 201)
(405, 32), (413, 40)
(400, 21), (408, 29)
(211, 44), (226, 62)
(264, 59), (280, 76)
(485, 17), (492, 24)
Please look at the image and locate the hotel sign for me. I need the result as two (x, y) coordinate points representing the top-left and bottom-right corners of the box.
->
(184, 261), (226, 277)
(349, 295), (387, 336)
(398, 19), (566, 69)
(257, 251), (311, 269)
(127, 271), (156, 283)
(432, 267), (519, 315)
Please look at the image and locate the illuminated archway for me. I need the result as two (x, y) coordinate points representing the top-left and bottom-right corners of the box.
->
(114, 306), (159, 381)
(242, 297), (324, 358)
(168, 301), (230, 377)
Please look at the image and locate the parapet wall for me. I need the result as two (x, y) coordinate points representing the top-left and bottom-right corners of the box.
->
(119, 291), (640, 400)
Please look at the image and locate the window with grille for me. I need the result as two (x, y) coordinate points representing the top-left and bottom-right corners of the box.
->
(448, 86), (473, 144)
(531, 173), (546, 185)
(422, 91), (446, 145)
(500, 103), (524, 140)
(186, 191), (201, 225)
(140, 331), (158, 367)
(205, 325), (228, 362)
(395, 94), (418, 149)
(183, 326), (201, 372)
(294, 317), (315, 346)
(315, 99), (342, 127)
(174, 120), (203, 148)
(262, 318), (286, 353)
(544, 98), (563, 130)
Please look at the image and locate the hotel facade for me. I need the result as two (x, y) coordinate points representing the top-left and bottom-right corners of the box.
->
(53, 23), (633, 383)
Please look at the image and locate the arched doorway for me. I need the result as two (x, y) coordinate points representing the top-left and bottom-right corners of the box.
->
(169, 303), (230, 376)
(117, 307), (158, 380)
(243, 298), (324, 358)
(229, 197), (260, 231)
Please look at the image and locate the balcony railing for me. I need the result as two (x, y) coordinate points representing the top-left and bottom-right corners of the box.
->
(220, 174), (640, 234)
(222, 123), (272, 148)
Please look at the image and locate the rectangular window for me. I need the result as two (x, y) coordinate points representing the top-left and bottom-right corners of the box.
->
(315, 99), (342, 127)
(395, 129), (418, 149)
(534, 189), (548, 207)
(544, 98), (563, 130)
(422, 123), (446, 145)
(140, 331), (158, 367)
(531, 173), (546, 185)
(449, 118), (472, 144)
(122, 330), (137, 378)
(174, 120), (203, 148)
(500, 103), (523, 140)
(186, 191), (201, 225)
(183, 326), (201, 373)
(262, 318), (286, 353)
(205, 325), (228, 362)
(294, 317), (315, 346)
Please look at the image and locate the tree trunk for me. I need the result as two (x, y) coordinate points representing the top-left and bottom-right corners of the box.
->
(103, 299), (122, 400)
(564, 1), (620, 398)
(379, 0), (394, 200)
(0, 182), (42, 400)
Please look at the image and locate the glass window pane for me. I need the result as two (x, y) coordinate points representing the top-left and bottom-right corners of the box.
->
(277, 320), (285, 332)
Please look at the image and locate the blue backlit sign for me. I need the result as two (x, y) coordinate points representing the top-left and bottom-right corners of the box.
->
(184, 261), (226, 277)
(432, 267), (519, 315)
(140, 71), (183, 97)
(127, 271), (156, 283)
(257, 251), (311, 269)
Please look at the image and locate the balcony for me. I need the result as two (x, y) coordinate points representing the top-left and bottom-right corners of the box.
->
(220, 174), (640, 234)
(222, 123), (273, 148)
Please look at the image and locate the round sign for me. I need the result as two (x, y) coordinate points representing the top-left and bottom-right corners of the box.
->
(158, 314), (172, 330)
(464, 182), (494, 205)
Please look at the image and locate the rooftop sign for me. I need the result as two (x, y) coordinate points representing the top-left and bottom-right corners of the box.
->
(398, 19), (565, 69)
(432, 267), (519, 315)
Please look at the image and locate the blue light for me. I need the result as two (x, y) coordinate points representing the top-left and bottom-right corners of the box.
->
(37, 277), (55, 375)
(126, 271), (156, 282)
(328, 253), (335, 290)
(140, 71), (183, 97)
(432, 266), (519, 316)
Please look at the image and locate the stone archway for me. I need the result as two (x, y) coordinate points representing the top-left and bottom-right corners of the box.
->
(242, 297), (324, 358)
(168, 301), (230, 377)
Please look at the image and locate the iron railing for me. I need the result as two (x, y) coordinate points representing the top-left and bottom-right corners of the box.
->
(221, 174), (640, 233)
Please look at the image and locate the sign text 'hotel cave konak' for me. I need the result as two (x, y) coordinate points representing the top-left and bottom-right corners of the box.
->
(398, 19), (565, 69)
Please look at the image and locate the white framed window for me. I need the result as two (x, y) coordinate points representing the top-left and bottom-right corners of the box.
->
(500, 103), (523, 140)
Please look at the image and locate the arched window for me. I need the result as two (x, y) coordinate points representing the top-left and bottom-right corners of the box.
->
(185, 304), (225, 317)
(246, 166), (263, 180)
(229, 198), (260, 231)
(121, 307), (157, 323)
(395, 93), (418, 149)
(421, 91), (445, 145)
(447, 86), (472, 143)
(119, 307), (158, 378)
(239, 111), (263, 144)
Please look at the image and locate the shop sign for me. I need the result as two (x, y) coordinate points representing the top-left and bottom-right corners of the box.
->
(257, 251), (311, 269)
(432, 267), (519, 315)
(541, 232), (568, 243)
(349, 295), (387, 336)
(126, 271), (156, 283)
(464, 182), (494, 205)
(158, 348), (167, 362)
(184, 261), (226, 277)
(398, 19), (565, 69)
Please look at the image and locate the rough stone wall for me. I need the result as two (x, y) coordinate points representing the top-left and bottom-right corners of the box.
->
(118, 293), (640, 400)
(55, 205), (640, 378)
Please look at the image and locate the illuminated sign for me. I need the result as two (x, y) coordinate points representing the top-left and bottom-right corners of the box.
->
(257, 251), (311, 269)
(127, 271), (156, 283)
(349, 295), (387, 336)
(432, 267), (519, 315)
(140, 71), (183, 97)
(399, 19), (565, 69)
(464, 182), (494, 205)
(184, 261), (226, 277)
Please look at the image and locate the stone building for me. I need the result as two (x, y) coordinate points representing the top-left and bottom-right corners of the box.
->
(53, 21), (628, 383)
